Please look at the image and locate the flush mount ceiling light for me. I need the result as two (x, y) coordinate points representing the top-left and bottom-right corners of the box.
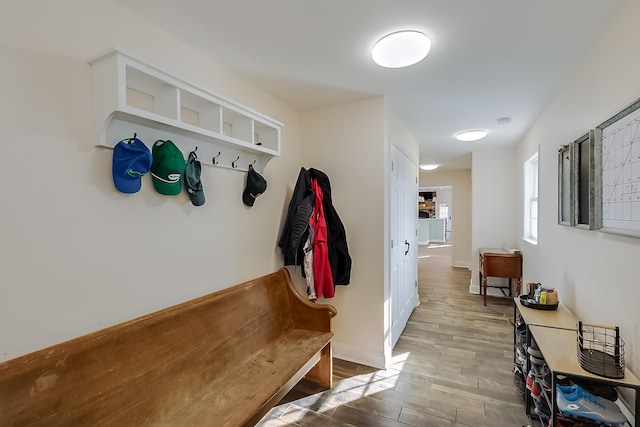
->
(372, 30), (431, 68)
(456, 130), (487, 142)
(420, 164), (439, 171)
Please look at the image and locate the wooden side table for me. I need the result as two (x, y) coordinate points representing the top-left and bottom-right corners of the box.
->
(479, 248), (522, 306)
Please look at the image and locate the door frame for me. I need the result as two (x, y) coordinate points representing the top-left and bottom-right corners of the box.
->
(384, 138), (419, 365)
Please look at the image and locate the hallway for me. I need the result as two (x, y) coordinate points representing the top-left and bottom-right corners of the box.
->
(259, 244), (531, 426)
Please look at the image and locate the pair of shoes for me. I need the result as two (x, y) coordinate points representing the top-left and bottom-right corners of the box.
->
(527, 344), (544, 360)
(513, 367), (525, 397)
(526, 372), (535, 390)
(530, 380), (542, 399)
(556, 384), (627, 425)
(537, 363), (552, 389)
(532, 389), (551, 422)
(515, 321), (527, 347)
(572, 378), (619, 402)
(529, 352), (546, 366)
(534, 404), (550, 422)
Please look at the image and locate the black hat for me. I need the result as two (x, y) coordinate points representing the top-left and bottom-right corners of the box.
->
(184, 150), (205, 206)
(242, 165), (267, 206)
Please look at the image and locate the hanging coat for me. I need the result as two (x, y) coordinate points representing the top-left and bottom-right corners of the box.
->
(309, 168), (351, 286)
(278, 167), (313, 267)
(278, 167), (352, 286)
(302, 226), (316, 300)
(310, 179), (334, 299)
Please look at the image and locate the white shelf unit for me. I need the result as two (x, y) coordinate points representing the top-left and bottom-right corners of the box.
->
(89, 50), (282, 172)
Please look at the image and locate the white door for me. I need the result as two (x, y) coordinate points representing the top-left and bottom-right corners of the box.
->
(390, 144), (419, 348)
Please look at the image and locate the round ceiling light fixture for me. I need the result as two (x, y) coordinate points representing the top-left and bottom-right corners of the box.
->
(372, 30), (431, 68)
(419, 164), (439, 171)
(456, 130), (488, 142)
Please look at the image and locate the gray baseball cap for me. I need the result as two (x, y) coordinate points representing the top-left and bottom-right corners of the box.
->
(184, 150), (205, 206)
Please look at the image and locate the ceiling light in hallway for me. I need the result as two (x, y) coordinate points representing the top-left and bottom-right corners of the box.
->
(372, 31), (431, 68)
(456, 130), (487, 142)
(420, 164), (439, 171)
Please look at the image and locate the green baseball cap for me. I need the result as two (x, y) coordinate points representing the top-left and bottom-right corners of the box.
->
(151, 140), (186, 195)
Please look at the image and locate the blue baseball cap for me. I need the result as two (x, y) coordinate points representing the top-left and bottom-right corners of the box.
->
(112, 137), (153, 194)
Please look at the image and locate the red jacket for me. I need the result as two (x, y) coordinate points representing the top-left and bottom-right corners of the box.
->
(310, 179), (334, 299)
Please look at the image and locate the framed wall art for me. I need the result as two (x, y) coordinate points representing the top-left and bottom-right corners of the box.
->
(596, 97), (640, 237)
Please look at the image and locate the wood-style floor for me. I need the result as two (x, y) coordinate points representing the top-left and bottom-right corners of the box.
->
(258, 244), (533, 426)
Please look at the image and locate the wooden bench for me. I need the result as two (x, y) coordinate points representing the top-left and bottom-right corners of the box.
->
(0, 268), (336, 426)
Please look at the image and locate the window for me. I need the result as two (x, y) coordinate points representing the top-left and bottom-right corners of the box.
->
(524, 150), (539, 243)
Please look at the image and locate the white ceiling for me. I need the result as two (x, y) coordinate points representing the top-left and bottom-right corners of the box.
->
(115, 0), (624, 170)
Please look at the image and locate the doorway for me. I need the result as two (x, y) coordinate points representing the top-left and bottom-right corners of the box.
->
(418, 186), (452, 243)
(389, 143), (419, 350)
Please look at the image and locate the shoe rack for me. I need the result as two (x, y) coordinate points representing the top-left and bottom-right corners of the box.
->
(513, 298), (640, 426)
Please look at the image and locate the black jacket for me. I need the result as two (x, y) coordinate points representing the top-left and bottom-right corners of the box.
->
(278, 167), (352, 285)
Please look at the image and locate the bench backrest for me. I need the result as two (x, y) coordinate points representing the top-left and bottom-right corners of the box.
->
(0, 268), (319, 426)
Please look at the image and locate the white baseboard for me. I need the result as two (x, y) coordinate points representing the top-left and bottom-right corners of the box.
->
(332, 341), (386, 370)
(452, 260), (470, 269)
(469, 278), (479, 294)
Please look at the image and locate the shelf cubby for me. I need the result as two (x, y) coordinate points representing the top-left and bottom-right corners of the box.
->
(254, 121), (279, 151)
(125, 66), (179, 120)
(179, 91), (222, 133)
(222, 108), (252, 143)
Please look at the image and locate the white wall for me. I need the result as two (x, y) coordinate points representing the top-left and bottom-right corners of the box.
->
(419, 169), (472, 268)
(301, 97), (387, 367)
(471, 147), (517, 291)
(515, 0), (640, 384)
(0, 1), (419, 371)
(299, 97), (418, 368)
(385, 102), (420, 162)
(0, 0), (302, 362)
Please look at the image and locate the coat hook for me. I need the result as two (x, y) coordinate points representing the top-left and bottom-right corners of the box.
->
(132, 132), (137, 140)
(212, 152), (221, 165)
(232, 156), (240, 168)
(250, 160), (256, 167)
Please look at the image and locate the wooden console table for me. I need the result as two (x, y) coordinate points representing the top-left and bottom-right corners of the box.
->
(479, 248), (522, 305)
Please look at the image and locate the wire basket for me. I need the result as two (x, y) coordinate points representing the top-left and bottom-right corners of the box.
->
(577, 321), (625, 379)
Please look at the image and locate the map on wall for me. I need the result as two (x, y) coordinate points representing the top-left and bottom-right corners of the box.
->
(601, 99), (640, 232)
